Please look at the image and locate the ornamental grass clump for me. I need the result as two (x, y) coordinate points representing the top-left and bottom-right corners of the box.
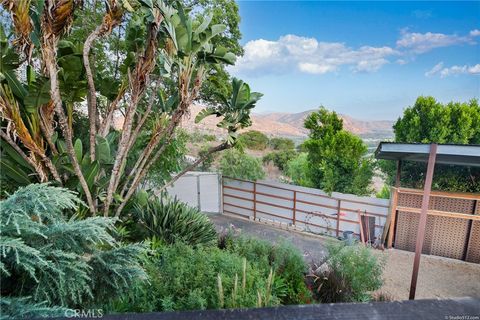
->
(222, 234), (312, 305)
(105, 242), (282, 312)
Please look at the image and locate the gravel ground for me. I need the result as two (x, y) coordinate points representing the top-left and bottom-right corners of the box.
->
(209, 213), (480, 300)
(375, 249), (480, 300)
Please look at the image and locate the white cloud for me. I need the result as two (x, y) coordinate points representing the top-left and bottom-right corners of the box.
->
(425, 62), (444, 77)
(470, 29), (480, 37)
(230, 35), (398, 75)
(230, 29), (479, 76)
(425, 62), (480, 78)
(298, 62), (336, 74)
(396, 30), (475, 53)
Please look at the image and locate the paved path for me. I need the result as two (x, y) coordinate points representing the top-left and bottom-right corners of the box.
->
(208, 213), (328, 262)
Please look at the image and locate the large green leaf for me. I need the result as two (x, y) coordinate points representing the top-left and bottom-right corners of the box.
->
(195, 107), (217, 123)
(0, 140), (34, 171)
(82, 161), (100, 191)
(0, 158), (32, 185)
(195, 14), (212, 35)
(24, 77), (51, 111)
(74, 139), (83, 162)
(3, 70), (27, 99)
(95, 135), (112, 164)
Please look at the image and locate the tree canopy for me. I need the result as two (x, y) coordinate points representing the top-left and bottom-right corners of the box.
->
(220, 149), (265, 181)
(302, 108), (374, 195)
(0, 0), (260, 216)
(381, 96), (480, 192)
(238, 130), (269, 150)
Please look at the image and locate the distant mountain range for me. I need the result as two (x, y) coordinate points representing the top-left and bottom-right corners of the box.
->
(181, 105), (394, 138)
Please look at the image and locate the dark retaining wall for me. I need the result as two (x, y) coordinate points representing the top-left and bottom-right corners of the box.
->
(54, 298), (480, 320)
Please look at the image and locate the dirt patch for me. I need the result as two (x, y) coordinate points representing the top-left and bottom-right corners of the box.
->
(376, 249), (480, 300)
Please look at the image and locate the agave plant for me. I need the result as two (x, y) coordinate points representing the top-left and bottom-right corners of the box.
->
(131, 196), (218, 247)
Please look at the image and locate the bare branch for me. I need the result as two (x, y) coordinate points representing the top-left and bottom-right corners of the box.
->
(99, 84), (126, 137)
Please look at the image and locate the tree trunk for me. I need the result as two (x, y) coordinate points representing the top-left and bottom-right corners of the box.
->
(83, 25), (103, 161)
(42, 35), (96, 214)
(103, 15), (162, 216)
(99, 85), (126, 137)
(157, 143), (229, 193)
(115, 142), (230, 217)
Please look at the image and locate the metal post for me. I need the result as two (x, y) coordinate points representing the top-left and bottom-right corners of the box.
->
(336, 200), (341, 237)
(219, 174), (223, 214)
(292, 191), (297, 225)
(409, 144), (437, 300)
(253, 182), (257, 220)
(196, 175), (201, 211)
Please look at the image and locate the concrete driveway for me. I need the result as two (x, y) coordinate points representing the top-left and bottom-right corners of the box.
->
(207, 213), (328, 263)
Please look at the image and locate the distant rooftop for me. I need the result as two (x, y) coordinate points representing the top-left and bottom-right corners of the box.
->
(375, 142), (480, 167)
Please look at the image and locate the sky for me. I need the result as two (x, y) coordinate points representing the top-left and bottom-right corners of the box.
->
(227, 1), (480, 120)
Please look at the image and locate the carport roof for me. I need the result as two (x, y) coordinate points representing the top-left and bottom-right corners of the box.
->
(375, 142), (480, 167)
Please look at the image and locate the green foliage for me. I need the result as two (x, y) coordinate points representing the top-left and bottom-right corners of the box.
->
(220, 149), (265, 181)
(0, 184), (146, 317)
(0, 298), (68, 320)
(238, 130), (269, 150)
(105, 242), (281, 312)
(285, 153), (314, 187)
(195, 78), (263, 146)
(128, 197), (217, 247)
(0, 1), (260, 217)
(130, 130), (188, 187)
(394, 96), (480, 144)
(306, 242), (384, 303)
(376, 185), (391, 199)
(385, 97), (480, 192)
(185, 0), (243, 107)
(198, 144), (216, 171)
(303, 108), (374, 195)
(187, 130), (217, 144)
(269, 137), (295, 150)
(263, 149), (297, 171)
(224, 236), (313, 305)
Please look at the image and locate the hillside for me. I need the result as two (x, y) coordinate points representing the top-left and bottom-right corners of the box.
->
(180, 105), (394, 138)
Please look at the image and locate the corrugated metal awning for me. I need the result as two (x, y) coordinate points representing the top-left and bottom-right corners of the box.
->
(375, 142), (480, 167)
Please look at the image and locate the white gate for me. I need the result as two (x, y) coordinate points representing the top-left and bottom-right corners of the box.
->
(166, 172), (221, 213)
